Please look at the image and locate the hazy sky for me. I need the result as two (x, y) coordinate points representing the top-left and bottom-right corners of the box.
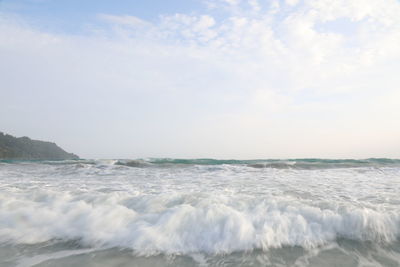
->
(1, 0), (399, 159)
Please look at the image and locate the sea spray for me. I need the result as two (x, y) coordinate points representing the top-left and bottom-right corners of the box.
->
(1, 160), (400, 266)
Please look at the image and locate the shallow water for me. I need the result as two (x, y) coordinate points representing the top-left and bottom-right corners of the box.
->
(0, 159), (399, 266)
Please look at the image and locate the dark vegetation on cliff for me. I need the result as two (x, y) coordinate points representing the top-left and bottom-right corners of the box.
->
(0, 132), (79, 160)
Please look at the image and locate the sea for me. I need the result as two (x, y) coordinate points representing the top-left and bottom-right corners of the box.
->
(0, 158), (399, 267)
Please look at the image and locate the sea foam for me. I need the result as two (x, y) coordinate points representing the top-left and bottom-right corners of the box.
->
(0, 160), (399, 256)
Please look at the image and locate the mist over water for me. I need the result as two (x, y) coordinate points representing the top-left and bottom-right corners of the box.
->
(0, 159), (400, 266)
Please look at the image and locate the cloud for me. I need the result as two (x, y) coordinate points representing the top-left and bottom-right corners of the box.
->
(285, 0), (299, 6)
(98, 14), (151, 28)
(0, 0), (400, 158)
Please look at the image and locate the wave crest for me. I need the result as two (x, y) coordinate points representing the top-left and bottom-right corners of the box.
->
(0, 191), (398, 255)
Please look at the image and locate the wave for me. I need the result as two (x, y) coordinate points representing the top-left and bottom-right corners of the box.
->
(116, 158), (400, 169)
(114, 159), (151, 168)
(2, 158), (400, 169)
(0, 190), (399, 255)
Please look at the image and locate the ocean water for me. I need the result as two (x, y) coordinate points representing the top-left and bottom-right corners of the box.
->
(0, 158), (400, 267)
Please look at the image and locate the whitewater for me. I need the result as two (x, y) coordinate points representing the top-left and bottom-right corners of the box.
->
(0, 159), (399, 267)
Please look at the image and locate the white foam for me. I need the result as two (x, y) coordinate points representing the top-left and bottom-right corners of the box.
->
(0, 162), (399, 255)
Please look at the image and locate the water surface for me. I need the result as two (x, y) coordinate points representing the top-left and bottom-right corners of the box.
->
(0, 159), (399, 266)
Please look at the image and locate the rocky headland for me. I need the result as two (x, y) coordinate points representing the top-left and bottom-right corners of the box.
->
(0, 132), (79, 160)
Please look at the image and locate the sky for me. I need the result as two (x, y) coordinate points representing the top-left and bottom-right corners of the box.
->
(0, 0), (400, 159)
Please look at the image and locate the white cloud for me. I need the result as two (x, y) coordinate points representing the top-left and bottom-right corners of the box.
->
(285, 0), (300, 6)
(98, 14), (150, 27)
(1, 0), (400, 158)
(248, 0), (261, 12)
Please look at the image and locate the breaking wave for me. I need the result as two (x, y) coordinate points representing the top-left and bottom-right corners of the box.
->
(0, 190), (399, 255)
(1, 159), (399, 260)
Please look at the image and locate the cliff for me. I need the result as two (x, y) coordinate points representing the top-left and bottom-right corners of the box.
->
(0, 132), (79, 160)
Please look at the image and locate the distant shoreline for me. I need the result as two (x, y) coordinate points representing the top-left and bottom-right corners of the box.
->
(0, 132), (78, 160)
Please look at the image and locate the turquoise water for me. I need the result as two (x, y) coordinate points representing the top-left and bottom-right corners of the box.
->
(118, 157), (400, 169)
